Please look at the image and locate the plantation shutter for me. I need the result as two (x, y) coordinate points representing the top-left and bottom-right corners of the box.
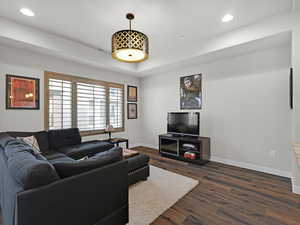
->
(48, 78), (73, 129)
(109, 85), (124, 129)
(45, 72), (125, 134)
(77, 82), (107, 131)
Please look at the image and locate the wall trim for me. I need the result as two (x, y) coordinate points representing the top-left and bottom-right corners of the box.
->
(211, 156), (291, 178)
(134, 145), (292, 178)
(292, 184), (300, 195)
(292, 177), (300, 195)
(132, 143), (158, 149)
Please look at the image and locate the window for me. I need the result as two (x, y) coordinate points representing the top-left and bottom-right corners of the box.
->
(45, 72), (124, 135)
(77, 82), (106, 131)
(48, 78), (72, 130)
(109, 86), (123, 128)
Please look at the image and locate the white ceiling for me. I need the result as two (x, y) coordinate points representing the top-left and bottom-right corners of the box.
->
(0, 0), (295, 75)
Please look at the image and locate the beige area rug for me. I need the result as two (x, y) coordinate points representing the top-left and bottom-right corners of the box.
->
(128, 166), (199, 225)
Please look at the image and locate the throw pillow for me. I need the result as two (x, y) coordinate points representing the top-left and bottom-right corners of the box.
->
(18, 136), (41, 154)
(77, 156), (89, 161)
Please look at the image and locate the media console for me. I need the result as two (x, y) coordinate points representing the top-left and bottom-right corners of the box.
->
(159, 134), (210, 165)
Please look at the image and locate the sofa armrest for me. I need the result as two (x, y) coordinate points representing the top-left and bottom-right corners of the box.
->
(15, 160), (128, 225)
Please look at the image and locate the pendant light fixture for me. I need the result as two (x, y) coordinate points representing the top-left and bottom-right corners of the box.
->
(112, 13), (149, 63)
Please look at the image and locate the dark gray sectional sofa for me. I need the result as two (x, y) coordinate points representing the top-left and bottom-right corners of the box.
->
(0, 128), (149, 225)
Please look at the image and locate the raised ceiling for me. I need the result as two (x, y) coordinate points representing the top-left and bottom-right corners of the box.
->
(0, 0), (295, 75)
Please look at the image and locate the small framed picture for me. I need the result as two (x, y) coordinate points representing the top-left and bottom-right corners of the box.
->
(127, 85), (137, 102)
(6, 74), (40, 110)
(128, 103), (137, 119)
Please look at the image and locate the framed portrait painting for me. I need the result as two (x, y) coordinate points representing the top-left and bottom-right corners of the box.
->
(127, 103), (137, 119)
(180, 74), (202, 109)
(6, 74), (40, 110)
(127, 85), (137, 102)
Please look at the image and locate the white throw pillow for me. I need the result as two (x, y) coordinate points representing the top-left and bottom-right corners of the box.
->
(18, 136), (41, 153)
(77, 156), (89, 161)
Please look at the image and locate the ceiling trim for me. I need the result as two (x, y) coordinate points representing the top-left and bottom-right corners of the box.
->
(0, 11), (299, 77)
(137, 11), (299, 74)
(0, 17), (137, 75)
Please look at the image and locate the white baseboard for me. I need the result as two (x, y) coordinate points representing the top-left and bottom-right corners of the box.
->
(131, 145), (291, 178)
(291, 177), (300, 195)
(210, 156), (291, 178)
(132, 143), (158, 149)
(292, 185), (300, 195)
(129, 143), (142, 148)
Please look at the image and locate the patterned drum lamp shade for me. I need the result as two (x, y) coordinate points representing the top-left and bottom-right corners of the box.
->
(112, 13), (149, 63)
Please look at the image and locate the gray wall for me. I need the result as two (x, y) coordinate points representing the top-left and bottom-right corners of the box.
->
(140, 45), (292, 176)
(0, 44), (142, 147)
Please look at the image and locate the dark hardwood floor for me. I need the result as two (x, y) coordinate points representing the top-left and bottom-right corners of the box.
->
(133, 146), (300, 225)
(1, 147), (300, 225)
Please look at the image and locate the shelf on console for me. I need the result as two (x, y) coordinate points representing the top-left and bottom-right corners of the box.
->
(159, 134), (211, 165)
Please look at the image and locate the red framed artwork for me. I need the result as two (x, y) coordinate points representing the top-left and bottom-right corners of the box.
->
(6, 75), (40, 110)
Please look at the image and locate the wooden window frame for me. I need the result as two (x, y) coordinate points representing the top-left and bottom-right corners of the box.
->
(44, 71), (125, 136)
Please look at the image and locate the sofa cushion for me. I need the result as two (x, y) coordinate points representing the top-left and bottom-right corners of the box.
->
(3, 138), (59, 190)
(0, 134), (11, 150)
(57, 141), (114, 160)
(7, 131), (51, 153)
(127, 154), (150, 172)
(34, 131), (51, 153)
(0, 146), (24, 225)
(48, 128), (81, 150)
(44, 152), (70, 160)
(53, 147), (122, 178)
(45, 152), (75, 164)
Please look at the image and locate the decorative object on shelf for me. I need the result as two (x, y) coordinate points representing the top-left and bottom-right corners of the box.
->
(184, 152), (196, 160)
(128, 103), (137, 119)
(127, 85), (137, 102)
(112, 13), (149, 63)
(105, 124), (114, 139)
(180, 74), (202, 109)
(6, 74), (39, 110)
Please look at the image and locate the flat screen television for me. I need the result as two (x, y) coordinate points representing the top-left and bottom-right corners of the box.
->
(167, 112), (200, 136)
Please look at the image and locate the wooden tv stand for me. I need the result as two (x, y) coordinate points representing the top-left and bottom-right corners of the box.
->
(159, 134), (210, 165)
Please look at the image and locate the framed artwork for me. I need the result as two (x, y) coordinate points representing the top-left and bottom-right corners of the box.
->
(180, 74), (202, 109)
(6, 74), (40, 110)
(128, 103), (137, 119)
(127, 85), (137, 102)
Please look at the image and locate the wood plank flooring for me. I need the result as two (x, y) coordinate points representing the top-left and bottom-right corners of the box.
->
(133, 146), (300, 225)
(1, 146), (300, 225)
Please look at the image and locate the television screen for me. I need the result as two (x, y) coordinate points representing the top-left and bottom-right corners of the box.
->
(167, 112), (199, 135)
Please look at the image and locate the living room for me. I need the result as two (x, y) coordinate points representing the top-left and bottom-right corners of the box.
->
(1, 1), (300, 225)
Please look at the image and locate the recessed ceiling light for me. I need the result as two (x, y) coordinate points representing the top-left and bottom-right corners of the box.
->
(20, 8), (35, 17)
(222, 14), (234, 23)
